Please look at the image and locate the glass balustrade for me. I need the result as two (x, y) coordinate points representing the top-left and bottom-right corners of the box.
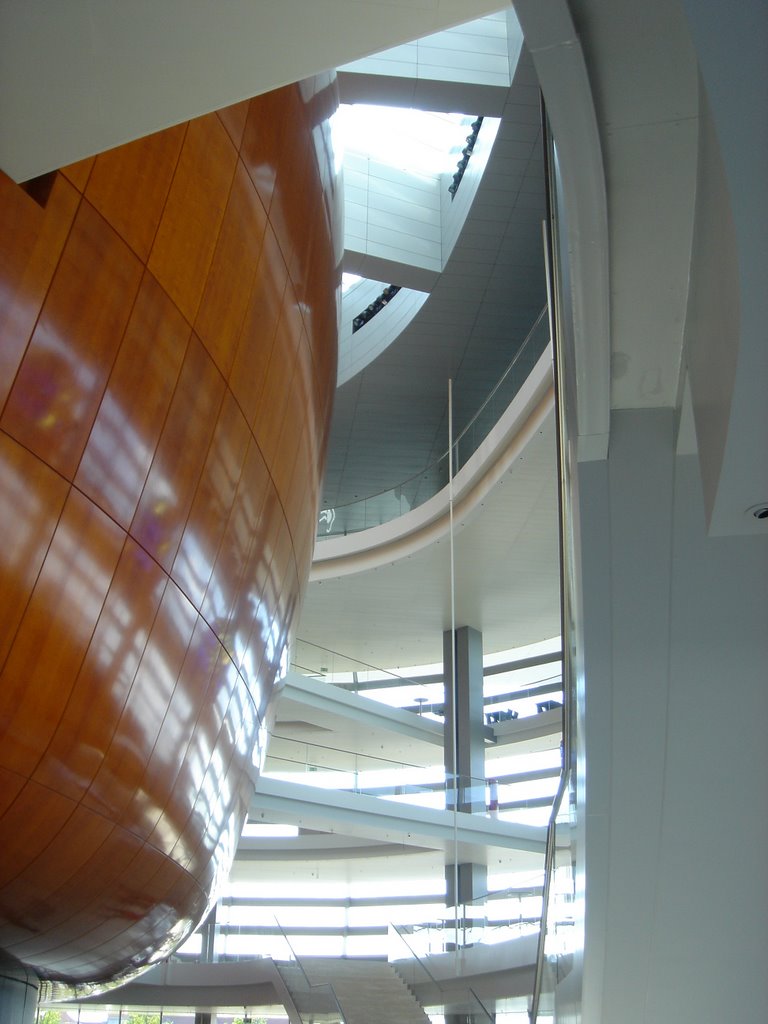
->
(261, 733), (559, 824)
(290, 637), (435, 704)
(388, 920), (496, 1024)
(317, 307), (550, 537)
(271, 920), (346, 1024)
(389, 900), (541, 961)
(290, 638), (564, 724)
(162, 624), (565, 1010)
(527, 107), (580, 1024)
(35, 1012), (277, 1024)
(532, 785), (576, 1022)
(173, 877), (545, 963)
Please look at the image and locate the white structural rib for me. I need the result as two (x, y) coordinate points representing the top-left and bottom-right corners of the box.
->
(274, 671), (562, 751)
(514, 0), (610, 462)
(275, 671), (445, 747)
(247, 775), (547, 857)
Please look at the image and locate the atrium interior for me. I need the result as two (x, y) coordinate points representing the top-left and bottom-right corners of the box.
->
(0, 2), (766, 1024)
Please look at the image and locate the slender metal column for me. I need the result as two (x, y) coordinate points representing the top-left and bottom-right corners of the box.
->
(443, 625), (488, 921)
(443, 625), (485, 813)
(200, 905), (217, 963)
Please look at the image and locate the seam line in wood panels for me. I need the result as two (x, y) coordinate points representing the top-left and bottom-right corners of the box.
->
(0, 181), (85, 427)
(68, 199), (145, 488)
(143, 121), (190, 278)
(0, 431), (73, 683)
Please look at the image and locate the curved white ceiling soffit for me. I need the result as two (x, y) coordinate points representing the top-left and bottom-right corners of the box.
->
(312, 347), (554, 581)
(0, 0), (506, 181)
(513, 0), (611, 462)
(338, 279), (429, 387)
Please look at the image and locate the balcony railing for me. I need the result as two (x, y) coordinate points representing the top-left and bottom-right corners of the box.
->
(262, 744), (558, 824)
(318, 307), (550, 537)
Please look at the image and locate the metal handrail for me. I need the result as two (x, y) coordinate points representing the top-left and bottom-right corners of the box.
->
(261, 750), (554, 820)
(274, 917), (347, 1024)
(221, 885), (539, 910)
(317, 305), (550, 534)
(293, 639), (563, 691)
(450, 304), (549, 465)
(291, 638), (430, 689)
(390, 920), (496, 1024)
(528, 95), (576, 1024)
(266, 728), (561, 781)
(529, 768), (570, 1020)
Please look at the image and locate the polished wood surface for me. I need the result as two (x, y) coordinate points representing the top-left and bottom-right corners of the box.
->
(0, 74), (340, 984)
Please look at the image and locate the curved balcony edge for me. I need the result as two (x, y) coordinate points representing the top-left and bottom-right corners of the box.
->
(311, 346), (554, 582)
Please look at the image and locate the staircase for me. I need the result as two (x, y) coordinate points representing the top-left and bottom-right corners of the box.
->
(277, 957), (431, 1024)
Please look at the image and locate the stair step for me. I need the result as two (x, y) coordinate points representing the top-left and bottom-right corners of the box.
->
(277, 957), (430, 1024)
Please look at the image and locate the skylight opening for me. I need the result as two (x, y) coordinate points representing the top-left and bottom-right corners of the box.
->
(333, 103), (478, 176)
(241, 821), (299, 839)
(341, 272), (362, 292)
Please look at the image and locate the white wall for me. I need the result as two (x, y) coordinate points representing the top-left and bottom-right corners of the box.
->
(681, 0), (768, 536)
(574, 409), (768, 1024)
(344, 153), (443, 274)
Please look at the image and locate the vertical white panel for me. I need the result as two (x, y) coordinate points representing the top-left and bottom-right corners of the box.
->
(682, 0), (768, 535)
(575, 408), (768, 1024)
(343, 154), (443, 273)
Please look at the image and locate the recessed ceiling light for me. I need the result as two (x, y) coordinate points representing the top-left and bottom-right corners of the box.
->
(745, 503), (768, 521)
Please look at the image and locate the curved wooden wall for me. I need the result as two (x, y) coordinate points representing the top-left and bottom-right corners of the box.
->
(0, 75), (341, 984)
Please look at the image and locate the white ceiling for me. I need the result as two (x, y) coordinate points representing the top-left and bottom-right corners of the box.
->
(299, 410), (560, 672)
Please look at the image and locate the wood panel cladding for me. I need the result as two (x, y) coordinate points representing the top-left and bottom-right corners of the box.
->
(0, 72), (340, 985)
